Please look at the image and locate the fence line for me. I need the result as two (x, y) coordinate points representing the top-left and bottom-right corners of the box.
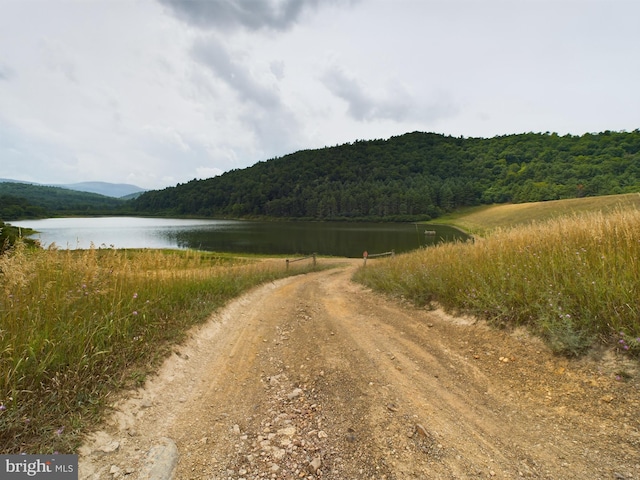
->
(362, 249), (394, 266)
(286, 253), (317, 270)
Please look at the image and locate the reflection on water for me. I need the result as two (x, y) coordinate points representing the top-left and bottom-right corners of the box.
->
(10, 217), (467, 258)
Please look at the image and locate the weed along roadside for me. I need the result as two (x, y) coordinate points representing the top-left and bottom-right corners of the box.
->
(0, 245), (322, 454)
(355, 207), (640, 357)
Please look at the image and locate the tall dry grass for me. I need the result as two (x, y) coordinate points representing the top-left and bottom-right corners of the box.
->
(355, 208), (640, 356)
(0, 245), (313, 453)
(435, 192), (640, 234)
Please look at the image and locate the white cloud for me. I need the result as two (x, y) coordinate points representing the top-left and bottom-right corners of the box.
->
(0, 63), (14, 81)
(191, 35), (282, 110)
(157, 0), (356, 32)
(320, 66), (457, 124)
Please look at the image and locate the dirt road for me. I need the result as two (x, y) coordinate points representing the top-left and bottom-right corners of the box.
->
(79, 260), (639, 479)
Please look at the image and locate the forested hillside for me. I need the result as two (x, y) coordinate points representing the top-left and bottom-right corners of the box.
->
(131, 130), (640, 221)
(0, 183), (124, 219)
(0, 195), (48, 220)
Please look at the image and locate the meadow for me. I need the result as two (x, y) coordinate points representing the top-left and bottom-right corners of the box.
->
(355, 205), (640, 358)
(0, 245), (317, 454)
(434, 192), (640, 234)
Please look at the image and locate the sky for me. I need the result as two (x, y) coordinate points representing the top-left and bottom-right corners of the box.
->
(1, 0), (639, 191)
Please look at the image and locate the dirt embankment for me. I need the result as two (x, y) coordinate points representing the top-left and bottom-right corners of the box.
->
(79, 260), (640, 479)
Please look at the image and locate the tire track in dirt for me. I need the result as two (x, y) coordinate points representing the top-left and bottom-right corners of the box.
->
(79, 260), (640, 479)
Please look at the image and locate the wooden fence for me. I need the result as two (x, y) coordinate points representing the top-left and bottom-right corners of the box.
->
(286, 253), (317, 270)
(362, 249), (394, 266)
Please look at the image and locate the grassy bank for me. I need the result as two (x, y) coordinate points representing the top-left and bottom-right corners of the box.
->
(355, 206), (640, 357)
(0, 245), (318, 454)
(434, 192), (640, 235)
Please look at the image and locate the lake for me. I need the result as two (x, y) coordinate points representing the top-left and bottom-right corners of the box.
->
(9, 217), (467, 258)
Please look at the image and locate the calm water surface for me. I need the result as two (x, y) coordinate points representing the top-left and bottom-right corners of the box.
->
(10, 217), (466, 258)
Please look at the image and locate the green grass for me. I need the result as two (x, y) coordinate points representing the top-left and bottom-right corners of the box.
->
(0, 245), (319, 454)
(355, 204), (640, 358)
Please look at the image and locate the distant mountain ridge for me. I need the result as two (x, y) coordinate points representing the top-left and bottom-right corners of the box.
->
(0, 179), (145, 198)
(58, 181), (145, 198)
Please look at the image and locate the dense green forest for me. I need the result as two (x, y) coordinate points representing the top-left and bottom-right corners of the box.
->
(0, 194), (48, 220)
(131, 130), (640, 221)
(0, 183), (124, 220)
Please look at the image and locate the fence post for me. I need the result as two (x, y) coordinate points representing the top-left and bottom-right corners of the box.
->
(286, 259), (289, 270)
(313, 253), (316, 268)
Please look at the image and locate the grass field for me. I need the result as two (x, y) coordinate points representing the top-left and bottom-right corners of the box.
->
(434, 192), (640, 234)
(356, 196), (640, 359)
(0, 245), (319, 454)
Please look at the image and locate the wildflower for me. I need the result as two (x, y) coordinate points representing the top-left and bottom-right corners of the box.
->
(133, 293), (138, 299)
(619, 339), (626, 344)
(133, 311), (138, 316)
(55, 427), (64, 436)
(0, 404), (6, 411)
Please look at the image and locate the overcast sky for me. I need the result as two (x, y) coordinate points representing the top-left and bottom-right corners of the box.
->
(1, 0), (639, 190)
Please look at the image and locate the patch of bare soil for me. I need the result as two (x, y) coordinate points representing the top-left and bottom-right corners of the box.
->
(79, 260), (640, 479)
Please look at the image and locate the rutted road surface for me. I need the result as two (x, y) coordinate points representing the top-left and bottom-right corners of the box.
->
(80, 260), (639, 479)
